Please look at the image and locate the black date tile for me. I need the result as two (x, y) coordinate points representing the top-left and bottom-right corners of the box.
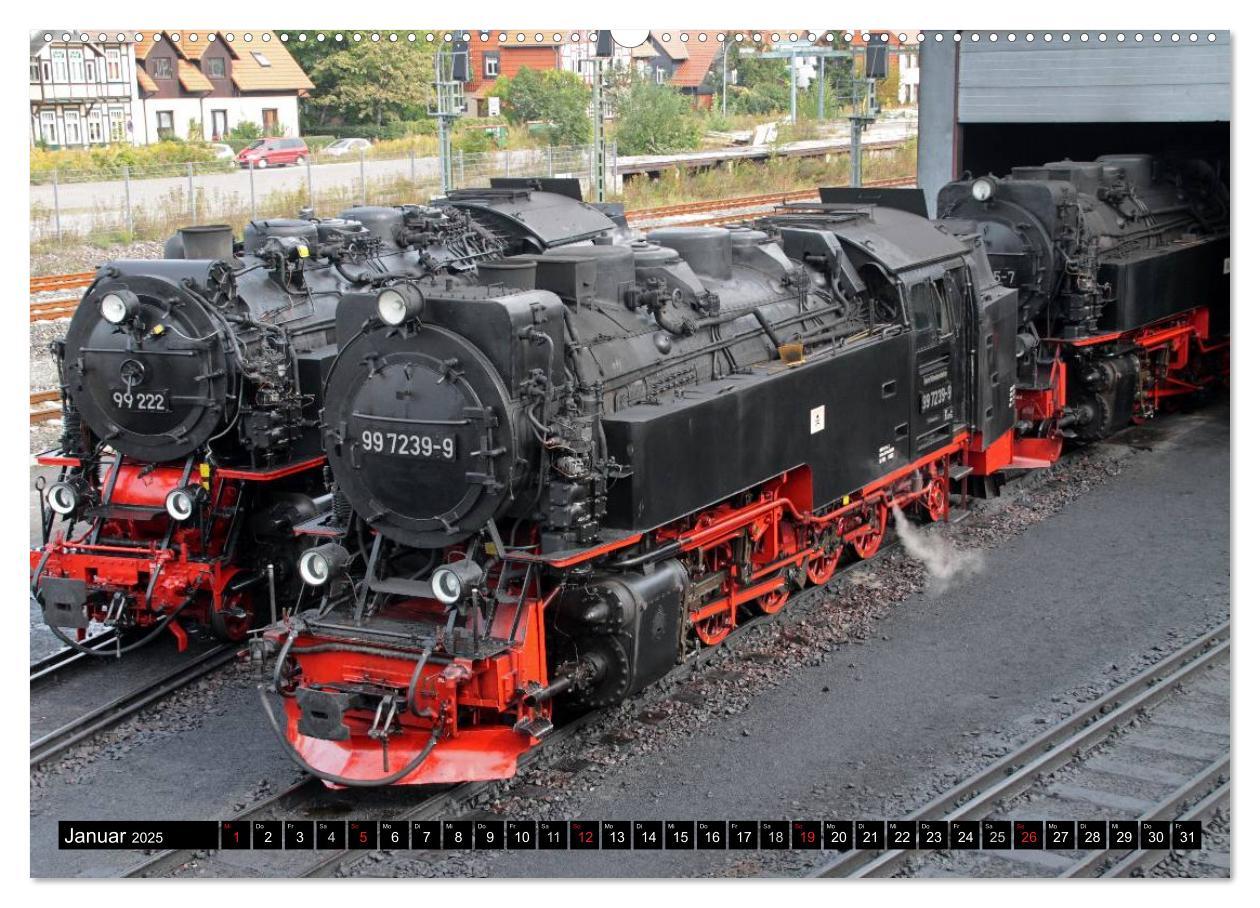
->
(507, 821), (538, 849)
(569, 821), (599, 851)
(949, 820), (980, 850)
(917, 821), (947, 850)
(633, 821), (663, 849)
(1045, 821), (1076, 850)
(855, 820), (885, 850)
(348, 821), (377, 850)
(665, 821), (695, 849)
(601, 820), (631, 850)
(1077, 820), (1107, 850)
(698, 821), (728, 850)
(1173, 821), (1202, 850)
(538, 821), (569, 850)
(759, 820), (789, 849)
(410, 821), (441, 849)
(284, 820), (315, 850)
(824, 821), (854, 851)
(1014, 820), (1044, 850)
(474, 820), (504, 850)
(728, 821), (759, 850)
(887, 821), (916, 849)
(252, 821), (281, 850)
(315, 821), (345, 850)
(1108, 820), (1138, 850)
(379, 821), (407, 849)
(442, 820), (472, 850)
(982, 820), (1012, 849)
(792, 820), (822, 850)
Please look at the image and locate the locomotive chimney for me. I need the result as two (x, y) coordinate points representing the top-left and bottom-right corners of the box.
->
(178, 224), (235, 261)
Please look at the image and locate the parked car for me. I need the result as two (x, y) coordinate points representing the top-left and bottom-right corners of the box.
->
(236, 137), (309, 169)
(209, 143), (235, 161)
(322, 137), (372, 158)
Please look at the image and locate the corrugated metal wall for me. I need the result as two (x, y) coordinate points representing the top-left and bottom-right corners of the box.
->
(957, 35), (1231, 123)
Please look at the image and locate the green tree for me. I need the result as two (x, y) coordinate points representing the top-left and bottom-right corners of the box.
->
(491, 69), (591, 146)
(611, 76), (702, 155)
(308, 40), (435, 127)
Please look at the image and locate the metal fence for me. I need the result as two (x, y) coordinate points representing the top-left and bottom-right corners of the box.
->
(29, 144), (618, 246)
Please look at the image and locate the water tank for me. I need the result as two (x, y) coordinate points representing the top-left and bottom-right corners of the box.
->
(543, 244), (636, 303)
(338, 206), (404, 246)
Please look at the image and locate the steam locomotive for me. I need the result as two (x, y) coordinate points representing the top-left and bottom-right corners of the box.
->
(28, 194), (559, 653)
(255, 157), (1227, 788)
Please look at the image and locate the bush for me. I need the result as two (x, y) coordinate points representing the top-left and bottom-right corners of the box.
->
(225, 121), (262, 151)
(491, 69), (591, 146)
(30, 139), (232, 181)
(611, 79), (703, 155)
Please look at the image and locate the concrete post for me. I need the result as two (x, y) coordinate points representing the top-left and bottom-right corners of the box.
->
(306, 155), (313, 207)
(248, 160), (256, 220)
(52, 170), (61, 242)
(359, 148), (367, 206)
(123, 166), (133, 237)
(187, 163), (195, 220)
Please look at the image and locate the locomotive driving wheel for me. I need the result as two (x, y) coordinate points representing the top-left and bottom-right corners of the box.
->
(209, 590), (253, 643)
(755, 581), (790, 615)
(805, 546), (842, 585)
(851, 502), (887, 560)
(923, 472), (949, 523)
(693, 609), (735, 645)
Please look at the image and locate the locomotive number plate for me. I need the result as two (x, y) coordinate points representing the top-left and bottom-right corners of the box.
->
(110, 388), (170, 412)
(359, 429), (456, 461)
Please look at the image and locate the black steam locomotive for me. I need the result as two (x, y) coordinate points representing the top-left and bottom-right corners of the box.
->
(257, 181), (1028, 787)
(938, 153), (1229, 461)
(29, 195), (560, 652)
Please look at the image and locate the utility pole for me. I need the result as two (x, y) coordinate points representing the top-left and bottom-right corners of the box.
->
(430, 44), (467, 195)
(590, 56), (605, 201)
(587, 31), (614, 202)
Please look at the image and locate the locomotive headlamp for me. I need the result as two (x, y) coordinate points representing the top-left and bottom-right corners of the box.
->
(971, 177), (996, 202)
(164, 484), (205, 522)
(100, 289), (140, 325)
(430, 559), (485, 606)
(46, 478), (89, 516)
(298, 543), (351, 587)
(376, 284), (425, 326)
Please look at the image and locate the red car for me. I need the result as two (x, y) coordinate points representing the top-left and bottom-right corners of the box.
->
(236, 137), (309, 169)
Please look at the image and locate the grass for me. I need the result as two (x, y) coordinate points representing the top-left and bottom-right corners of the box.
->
(617, 137), (917, 209)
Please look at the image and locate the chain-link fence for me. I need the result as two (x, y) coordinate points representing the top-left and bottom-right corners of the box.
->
(29, 143), (618, 247)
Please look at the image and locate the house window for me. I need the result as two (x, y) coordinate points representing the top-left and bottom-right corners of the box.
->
(69, 50), (84, 82)
(484, 53), (500, 77)
(40, 110), (58, 145)
(87, 110), (103, 143)
(205, 57), (225, 79)
(63, 110), (81, 144)
(109, 107), (126, 142)
(30, 60), (38, 83)
(51, 49), (67, 82)
(152, 57), (173, 79)
(105, 48), (122, 81)
(262, 108), (278, 133)
(251, 51), (271, 67)
(41, 60), (52, 82)
(85, 58), (95, 82)
(655, 66), (666, 84)
(211, 109), (228, 139)
(156, 110), (174, 139)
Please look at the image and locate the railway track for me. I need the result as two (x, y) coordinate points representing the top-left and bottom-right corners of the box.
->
(31, 297), (81, 322)
(31, 272), (95, 294)
(30, 644), (240, 768)
(30, 389), (61, 425)
(810, 619), (1230, 879)
(624, 177), (916, 227)
(29, 630), (120, 685)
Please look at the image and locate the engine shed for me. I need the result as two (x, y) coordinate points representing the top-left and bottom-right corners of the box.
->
(916, 31), (1230, 214)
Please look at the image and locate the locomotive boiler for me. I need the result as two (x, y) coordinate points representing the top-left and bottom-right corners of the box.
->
(937, 153), (1229, 465)
(31, 201), (511, 651)
(257, 186), (1021, 787)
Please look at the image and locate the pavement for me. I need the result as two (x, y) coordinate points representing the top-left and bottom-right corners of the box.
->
(27, 403), (1229, 878)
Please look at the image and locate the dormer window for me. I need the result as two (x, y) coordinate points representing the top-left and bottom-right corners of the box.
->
(205, 57), (225, 78)
(152, 57), (172, 79)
